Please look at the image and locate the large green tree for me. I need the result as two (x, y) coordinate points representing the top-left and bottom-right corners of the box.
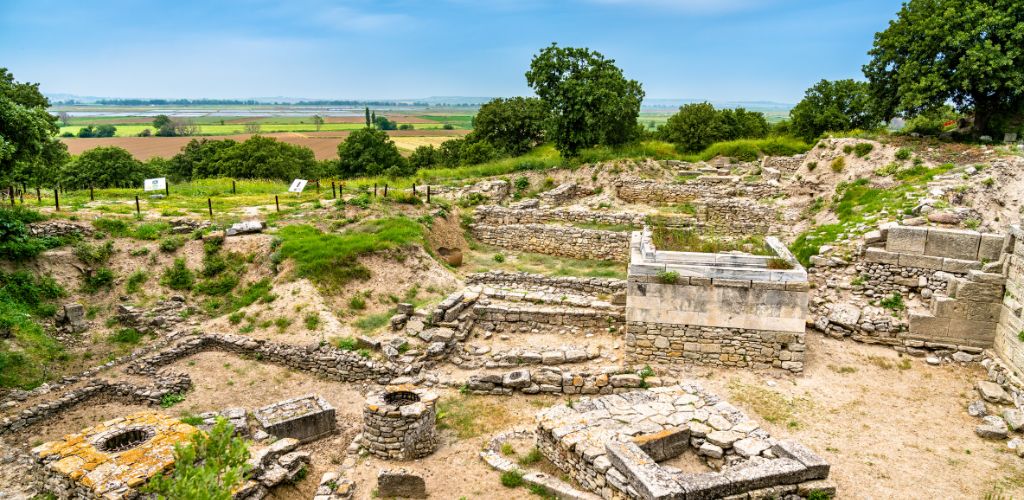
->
(864, 0), (1024, 135)
(214, 136), (316, 181)
(472, 97), (547, 156)
(336, 127), (411, 178)
(525, 44), (644, 157)
(659, 102), (725, 153)
(62, 146), (159, 188)
(789, 79), (881, 141)
(167, 139), (238, 181)
(0, 68), (67, 186)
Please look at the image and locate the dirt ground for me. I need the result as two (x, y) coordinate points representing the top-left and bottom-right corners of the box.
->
(8, 332), (1020, 499)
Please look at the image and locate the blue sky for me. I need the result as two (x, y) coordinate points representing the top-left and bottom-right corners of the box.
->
(0, 0), (904, 103)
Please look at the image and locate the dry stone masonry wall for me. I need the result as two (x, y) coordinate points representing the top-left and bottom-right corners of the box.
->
(614, 178), (781, 205)
(362, 386), (438, 460)
(470, 223), (630, 261)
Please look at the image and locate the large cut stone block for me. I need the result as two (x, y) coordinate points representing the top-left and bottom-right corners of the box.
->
(908, 313), (948, 339)
(925, 228), (981, 260)
(886, 226), (928, 254)
(632, 426), (690, 462)
(377, 468), (427, 499)
(254, 394), (335, 443)
(898, 253), (944, 270)
(953, 281), (1004, 302)
(771, 440), (830, 479)
(979, 233), (1006, 262)
(605, 441), (685, 500)
(864, 247), (899, 265)
(944, 318), (997, 346)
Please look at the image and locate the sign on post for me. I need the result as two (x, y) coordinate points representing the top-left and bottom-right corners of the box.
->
(288, 179), (308, 193)
(143, 177), (167, 192)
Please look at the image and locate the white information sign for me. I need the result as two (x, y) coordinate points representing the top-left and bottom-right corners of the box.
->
(288, 179), (308, 193)
(143, 177), (167, 192)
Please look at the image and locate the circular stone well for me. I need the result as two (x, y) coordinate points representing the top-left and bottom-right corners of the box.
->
(363, 385), (438, 460)
(96, 426), (155, 452)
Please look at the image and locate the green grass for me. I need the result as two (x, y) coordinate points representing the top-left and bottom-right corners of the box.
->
(108, 328), (145, 344)
(354, 311), (394, 333)
(651, 226), (772, 255)
(275, 217), (424, 289)
(0, 271), (67, 389)
(681, 136), (811, 162)
(789, 163), (955, 266)
(60, 121), (448, 137)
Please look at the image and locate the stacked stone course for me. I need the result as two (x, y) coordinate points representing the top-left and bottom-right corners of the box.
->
(626, 322), (805, 372)
(362, 386), (438, 460)
(469, 223), (629, 262)
(614, 178), (780, 204)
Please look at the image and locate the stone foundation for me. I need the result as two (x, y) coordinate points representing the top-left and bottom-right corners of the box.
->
(254, 394), (336, 443)
(625, 322), (805, 373)
(614, 178), (780, 204)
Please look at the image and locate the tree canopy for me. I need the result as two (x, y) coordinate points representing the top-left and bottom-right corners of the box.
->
(525, 44), (644, 157)
(61, 146), (159, 188)
(144, 418), (250, 500)
(472, 97), (547, 156)
(0, 68), (67, 186)
(214, 135), (315, 181)
(336, 127), (411, 178)
(789, 79), (881, 141)
(864, 0), (1024, 134)
(658, 103), (769, 153)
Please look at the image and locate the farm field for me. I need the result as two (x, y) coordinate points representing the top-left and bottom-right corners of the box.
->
(60, 129), (470, 160)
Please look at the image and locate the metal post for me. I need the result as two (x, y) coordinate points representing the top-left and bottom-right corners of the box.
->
(275, 195), (280, 212)
(90, 186), (94, 201)
(384, 184), (388, 197)
(413, 184), (417, 196)
(426, 185), (431, 203)
(373, 183), (377, 197)
(232, 180), (236, 194)
(135, 195), (140, 216)
(36, 187), (41, 204)
(208, 198), (213, 218)
(165, 182), (169, 196)
(54, 189), (60, 211)
(331, 181), (336, 199)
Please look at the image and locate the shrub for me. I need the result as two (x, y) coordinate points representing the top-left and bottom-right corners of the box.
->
(880, 292), (905, 312)
(108, 328), (144, 344)
(304, 313), (320, 330)
(337, 127), (412, 178)
(82, 268), (115, 293)
(767, 257), (795, 270)
(159, 236), (185, 253)
(493, 253), (506, 263)
(0, 207), (61, 261)
(830, 157), (845, 172)
(842, 145), (854, 154)
(133, 222), (169, 240)
(656, 271), (680, 284)
(143, 417), (250, 498)
(895, 147), (912, 161)
(518, 447), (543, 466)
(161, 258), (195, 291)
(875, 162), (900, 176)
(74, 241), (114, 266)
(348, 295), (367, 310)
(0, 270), (67, 389)
(228, 312), (245, 325)
(500, 469), (524, 488)
(125, 270), (149, 294)
(853, 142), (874, 157)
(92, 217), (131, 236)
(806, 161), (818, 172)
(195, 274), (239, 296)
(514, 176), (530, 193)
(334, 336), (358, 351)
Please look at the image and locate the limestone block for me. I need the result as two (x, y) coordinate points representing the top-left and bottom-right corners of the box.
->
(898, 253), (944, 270)
(944, 318), (997, 346)
(942, 258), (982, 273)
(886, 226), (928, 254)
(771, 440), (830, 480)
(979, 233), (1006, 262)
(377, 468), (426, 499)
(925, 228), (981, 260)
(977, 381), (1012, 404)
(968, 270), (1007, 285)
(953, 281), (1004, 302)
(864, 247), (899, 265)
(908, 313), (948, 339)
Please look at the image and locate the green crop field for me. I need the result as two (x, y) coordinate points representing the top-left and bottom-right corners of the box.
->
(59, 122), (450, 137)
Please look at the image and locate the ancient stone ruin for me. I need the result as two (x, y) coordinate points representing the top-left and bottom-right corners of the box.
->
(362, 385), (439, 460)
(253, 394), (336, 443)
(626, 229), (809, 373)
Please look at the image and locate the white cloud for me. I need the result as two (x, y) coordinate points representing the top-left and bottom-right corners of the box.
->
(583, 0), (769, 14)
(315, 5), (413, 31)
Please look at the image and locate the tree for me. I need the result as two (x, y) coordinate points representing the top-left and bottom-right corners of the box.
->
(144, 418), (250, 500)
(472, 97), (547, 156)
(720, 108), (769, 140)
(437, 138), (467, 167)
(57, 111), (70, 127)
(168, 139), (237, 181)
(364, 107), (371, 127)
(312, 114), (324, 131)
(152, 114), (173, 130)
(214, 136), (315, 181)
(864, 0), (1024, 135)
(373, 116), (397, 130)
(659, 103), (725, 153)
(94, 124), (116, 137)
(243, 123), (261, 134)
(0, 69), (68, 186)
(337, 127), (411, 178)
(62, 146), (153, 188)
(525, 44), (644, 156)
(409, 145), (439, 169)
(789, 79), (881, 141)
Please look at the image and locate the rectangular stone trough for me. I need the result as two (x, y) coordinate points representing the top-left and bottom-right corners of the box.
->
(253, 394), (336, 443)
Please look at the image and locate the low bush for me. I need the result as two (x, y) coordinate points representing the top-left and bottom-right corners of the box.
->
(108, 328), (144, 344)
(82, 268), (115, 293)
(0, 270), (66, 389)
(830, 157), (845, 172)
(125, 270), (149, 294)
(853, 142), (874, 157)
(159, 236), (185, 253)
(656, 271), (679, 284)
(894, 147), (912, 161)
(161, 258), (195, 291)
(143, 418), (250, 498)
(500, 470), (524, 488)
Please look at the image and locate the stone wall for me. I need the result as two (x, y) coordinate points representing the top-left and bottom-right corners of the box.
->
(613, 178), (780, 204)
(994, 226), (1024, 385)
(762, 154), (806, 173)
(469, 223), (630, 262)
(127, 334), (394, 383)
(906, 270), (1006, 349)
(472, 302), (625, 334)
(537, 182), (592, 206)
(625, 322), (805, 373)
(473, 205), (643, 227)
(0, 372), (191, 435)
(466, 271), (626, 297)
(362, 386), (438, 460)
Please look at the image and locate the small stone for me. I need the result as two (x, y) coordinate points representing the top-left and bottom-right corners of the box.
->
(975, 416), (1009, 440)
(977, 381), (1011, 404)
(378, 468), (427, 498)
(698, 442), (723, 459)
(952, 351), (974, 363)
(967, 400), (988, 418)
(926, 356), (941, 366)
(1003, 409), (1024, 432)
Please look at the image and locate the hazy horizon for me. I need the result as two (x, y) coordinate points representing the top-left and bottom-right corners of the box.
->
(3, 0), (904, 103)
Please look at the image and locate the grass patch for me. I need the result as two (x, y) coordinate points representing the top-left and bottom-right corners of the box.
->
(108, 328), (145, 344)
(727, 379), (812, 426)
(436, 395), (513, 439)
(275, 217), (424, 290)
(681, 136), (811, 162)
(500, 469), (524, 488)
(0, 271), (67, 389)
(651, 226), (771, 255)
(354, 311), (393, 333)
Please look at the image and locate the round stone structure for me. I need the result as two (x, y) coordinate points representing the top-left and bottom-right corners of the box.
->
(362, 385), (438, 460)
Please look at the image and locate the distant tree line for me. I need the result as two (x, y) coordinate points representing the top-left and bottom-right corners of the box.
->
(85, 98), (434, 107)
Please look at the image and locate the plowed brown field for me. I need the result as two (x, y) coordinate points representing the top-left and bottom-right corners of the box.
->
(61, 130), (469, 160)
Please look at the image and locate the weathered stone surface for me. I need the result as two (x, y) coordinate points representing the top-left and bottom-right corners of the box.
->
(976, 416), (1009, 439)
(886, 226), (928, 254)
(977, 381), (1012, 404)
(377, 468), (427, 499)
(1003, 409), (1024, 432)
(226, 220), (264, 236)
(925, 228), (980, 260)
